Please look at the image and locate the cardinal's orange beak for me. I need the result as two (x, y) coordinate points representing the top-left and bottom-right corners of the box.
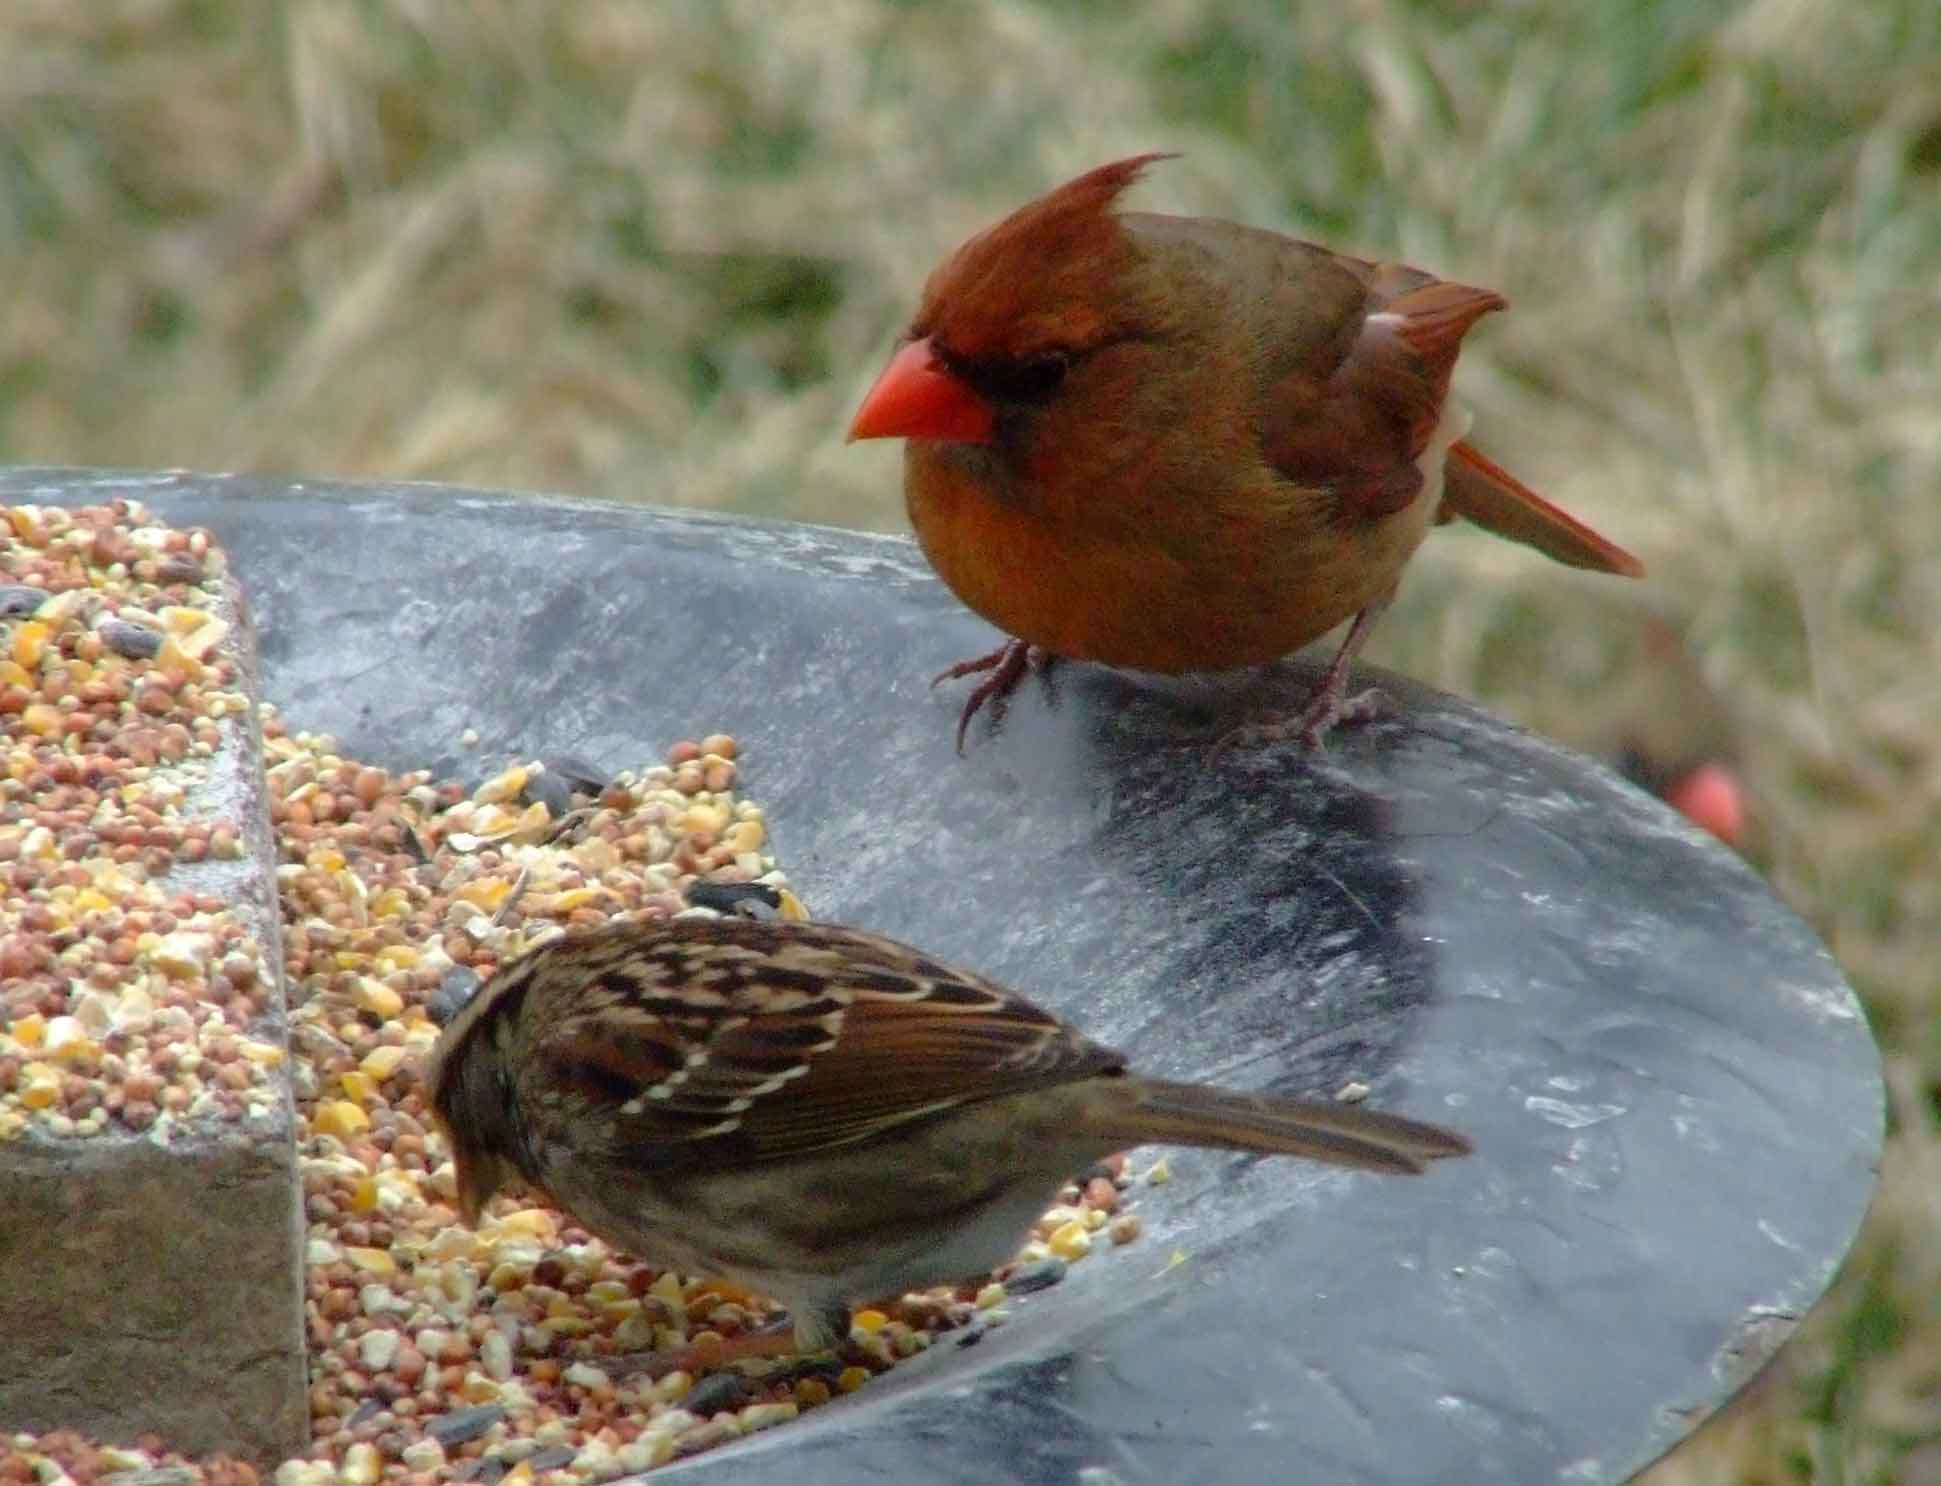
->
(847, 338), (995, 444)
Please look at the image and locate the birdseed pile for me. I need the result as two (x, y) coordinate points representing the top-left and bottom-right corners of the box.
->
(0, 503), (1152, 1485)
(0, 501), (267, 1145)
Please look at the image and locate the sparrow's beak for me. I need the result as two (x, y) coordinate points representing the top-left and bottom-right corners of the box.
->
(847, 338), (995, 445)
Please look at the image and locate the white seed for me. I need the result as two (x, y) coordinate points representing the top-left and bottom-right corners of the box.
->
(359, 1328), (400, 1372)
(480, 1328), (513, 1381)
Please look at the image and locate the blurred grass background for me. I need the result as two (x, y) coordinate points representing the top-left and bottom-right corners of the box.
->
(3, 1), (1937, 1478)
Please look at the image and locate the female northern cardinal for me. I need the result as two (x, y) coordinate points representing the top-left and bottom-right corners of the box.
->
(848, 154), (1644, 751)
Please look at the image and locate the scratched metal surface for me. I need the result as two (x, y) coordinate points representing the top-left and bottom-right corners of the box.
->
(17, 468), (1881, 1485)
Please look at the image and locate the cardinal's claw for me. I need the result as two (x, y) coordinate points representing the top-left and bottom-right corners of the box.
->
(1212, 686), (1384, 759)
(932, 639), (1057, 754)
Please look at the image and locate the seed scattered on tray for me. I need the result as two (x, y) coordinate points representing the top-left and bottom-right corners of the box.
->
(1, 503), (1153, 1482)
(0, 499), (270, 1147)
(266, 744), (1145, 1475)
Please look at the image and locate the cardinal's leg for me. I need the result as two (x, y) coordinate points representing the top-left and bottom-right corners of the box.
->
(1214, 597), (1391, 756)
(933, 639), (1060, 754)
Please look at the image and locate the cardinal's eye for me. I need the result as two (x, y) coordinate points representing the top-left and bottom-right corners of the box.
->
(989, 353), (1070, 403)
(948, 351), (1072, 407)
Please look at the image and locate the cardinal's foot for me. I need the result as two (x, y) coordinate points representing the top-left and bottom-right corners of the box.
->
(933, 639), (1058, 754)
(1213, 685), (1383, 758)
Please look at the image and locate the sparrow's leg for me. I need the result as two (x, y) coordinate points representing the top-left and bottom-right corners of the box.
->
(606, 1301), (849, 1379)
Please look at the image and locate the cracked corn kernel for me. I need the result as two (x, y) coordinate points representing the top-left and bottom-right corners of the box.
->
(455, 879), (511, 911)
(794, 1378), (831, 1407)
(11, 620), (49, 668)
(974, 1283), (1007, 1310)
(487, 1262), (528, 1292)
(368, 887), (411, 918)
(339, 1441), (380, 1485)
(493, 1207), (557, 1239)
(42, 1018), (97, 1061)
(648, 1271), (684, 1306)
(850, 1309), (888, 1334)
(18, 1064), (59, 1109)
(683, 802), (731, 833)
(473, 764), (530, 804)
(630, 1435), (678, 1470)
(154, 637), (205, 683)
(313, 1099), (369, 1138)
(836, 1367), (871, 1394)
(158, 604), (212, 634)
(150, 932), (215, 979)
(351, 977), (403, 1019)
(176, 619), (229, 662)
(1048, 1220), (1093, 1261)
(7, 505), (46, 545)
(1034, 1203), (1083, 1235)
(358, 1044), (408, 1080)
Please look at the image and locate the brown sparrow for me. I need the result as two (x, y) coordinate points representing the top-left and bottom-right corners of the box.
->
(425, 916), (1470, 1352)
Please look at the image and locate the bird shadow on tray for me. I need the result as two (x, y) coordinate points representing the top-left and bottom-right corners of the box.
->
(1036, 659), (1444, 1122)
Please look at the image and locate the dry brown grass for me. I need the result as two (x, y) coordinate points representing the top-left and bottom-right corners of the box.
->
(5, 1), (1939, 1477)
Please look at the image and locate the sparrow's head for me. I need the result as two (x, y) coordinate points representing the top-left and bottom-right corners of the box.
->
(423, 956), (540, 1221)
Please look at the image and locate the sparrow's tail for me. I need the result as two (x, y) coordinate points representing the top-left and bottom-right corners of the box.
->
(1091, 1077), (1471, 1175)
